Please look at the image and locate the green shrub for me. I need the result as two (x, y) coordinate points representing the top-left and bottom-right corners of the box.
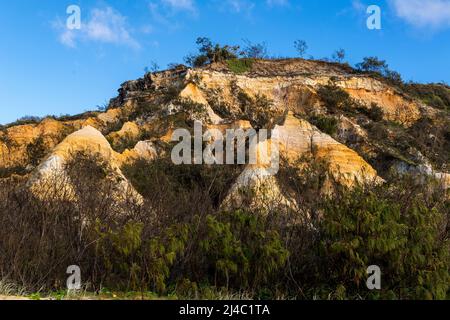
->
(108, 132), (139, 154)
(355, 57), (403, 85)
(0, 148), (448, 300)
(404, 83), (450, 111)
(408, 117), (450, 169)
(317, 82), (355, 114)
(26, 136), (48, 167)
(96, 221), (188, 293)
(310, 115), (338, 136)
(315, 186), (450, 300)
(236, 90), (278, 130)
(185, 37), (240, 67)
(0, 166), (27, 178)
(5, 116), (42, 128)
(368, 103), (384, 122)
(227, 58), (254, 74)
(199, 211), (289, 292)
(176, 98), (209, 123)
(123, 157), (242, 209)
(241, 40), (268, 59)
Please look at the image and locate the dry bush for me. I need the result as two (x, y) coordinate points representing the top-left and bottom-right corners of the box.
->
(0, 151), (448, 299)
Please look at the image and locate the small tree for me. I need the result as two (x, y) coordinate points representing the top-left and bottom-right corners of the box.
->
(356, 56), (403, 84)
(384, 69), (403, 84)
(241, 39), (268, 59)
(356, 56), (388, 73)
(144, 61), (160, 74)
(294, 40), (308, 58)
(332, 49), (346, 63)
(185, 37), (240, 67)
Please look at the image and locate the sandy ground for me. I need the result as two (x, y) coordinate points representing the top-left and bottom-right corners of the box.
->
(0, 295), (30, 300)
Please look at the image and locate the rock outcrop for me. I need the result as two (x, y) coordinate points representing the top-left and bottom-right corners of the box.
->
(274, 113), (379, 185)
(28, 126), (142, 203)
(1, 58), (448, 206)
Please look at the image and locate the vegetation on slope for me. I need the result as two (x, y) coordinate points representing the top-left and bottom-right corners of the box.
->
(0, 152), (448, 300)
(1, 37), (449, 300)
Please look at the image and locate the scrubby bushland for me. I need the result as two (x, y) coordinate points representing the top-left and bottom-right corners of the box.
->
(0, 151), (448, 299)
(356, 57), (403, 85)
(234, 88), (279, 130)
(316, 81), (363, 115)
(316, 81), (386, 123)
(3, 116), (43, 128)
(367, 103), (384, 122)
(403, 82), (450, 111)
(184, 37), (240, 68)
(26, 136), (49, 167)
(277, 158), (450, 300)
(309, 115), (338, 136)
(408, 117), (450, 169)
(315, 181), (449, 300)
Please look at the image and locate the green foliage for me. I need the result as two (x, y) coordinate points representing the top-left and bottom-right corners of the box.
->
(29, 293), (41, 300)
(404, 83), (450, 111)
(185, 37), (240, 67)
(0, 166), (27, 178)
(93, 209), (288, 296)
(1, 130), (449, 301)
(317, 81), (355, 114)
(236, 89), (278, 130)
(176, 98), (209, 123)
(123, 157), (242, 209)
(315, 186), (450, 300)
(6, 116), (42, 128)
(356, 57), (403, 85)
(227, 58), (255, 74)
(367, 103), (384, 122)
(96, 221), (188, 294)
(206, 91), (233, 118)
(356, 57), (389, 74)
(108, 132), (139, 154)
(199, 211), (289, 291)
(310, 115), (338, 136)
(26, 135), (48, 167)
(160, 84), (181, 104)
(407, 117), (450, 169)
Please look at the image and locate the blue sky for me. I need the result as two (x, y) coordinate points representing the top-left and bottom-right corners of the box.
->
(1, 0), (450, 124)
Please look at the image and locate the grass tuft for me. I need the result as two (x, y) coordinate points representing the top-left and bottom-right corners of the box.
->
(227, 58), (255, 74)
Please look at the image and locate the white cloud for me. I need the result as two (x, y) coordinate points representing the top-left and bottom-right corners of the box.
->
(389, 0), (450, 29)
(55, 7), (139, 49)
(352, 0), (366, 12)
(59, 27), (77, 48)
(147, 0), (197, 32)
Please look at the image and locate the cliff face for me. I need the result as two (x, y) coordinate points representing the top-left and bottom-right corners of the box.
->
(1, 58), (449, 207)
